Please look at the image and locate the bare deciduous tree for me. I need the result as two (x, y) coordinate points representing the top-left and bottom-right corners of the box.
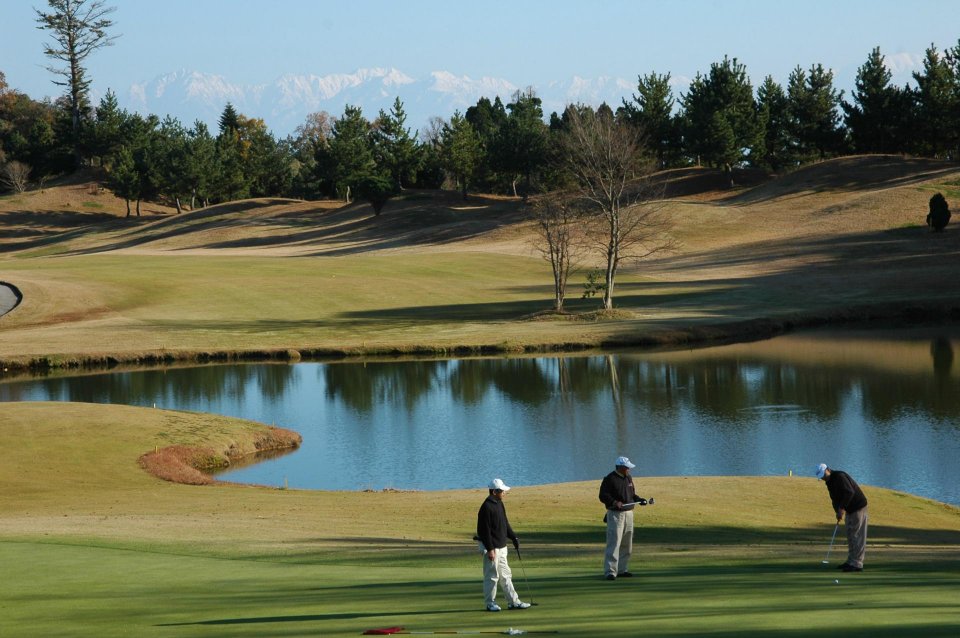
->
(558, 106), (675, 310)
(0, 161), (32, 193)
(531, 192), (587, 311)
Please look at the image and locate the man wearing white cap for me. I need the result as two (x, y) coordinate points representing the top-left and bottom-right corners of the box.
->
(599, 456), (645, 580)
(816, 463), (868, 572)
(476, 478), (531, 612)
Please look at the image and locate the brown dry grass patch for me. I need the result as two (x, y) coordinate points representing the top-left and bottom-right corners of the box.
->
(137, 426), (302, 486)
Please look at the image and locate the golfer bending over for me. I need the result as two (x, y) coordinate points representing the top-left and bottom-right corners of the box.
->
(599, 456), (644, 580)
(816, 463), (868, 572)
(476, 478), (531, 612)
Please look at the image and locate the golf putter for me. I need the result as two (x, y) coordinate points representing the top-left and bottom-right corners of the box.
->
(822, 522), (839, 564)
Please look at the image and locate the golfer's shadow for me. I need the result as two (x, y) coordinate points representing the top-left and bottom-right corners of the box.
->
(156, 609), (470, 627)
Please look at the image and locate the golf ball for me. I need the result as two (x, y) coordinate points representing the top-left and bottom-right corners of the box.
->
(834, 579), (839, 584)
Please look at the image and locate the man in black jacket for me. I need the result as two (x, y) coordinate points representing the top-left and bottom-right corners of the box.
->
(816, 463), (868, 572)
(598, 456), (644, 580)
(476, 478), (531, 612)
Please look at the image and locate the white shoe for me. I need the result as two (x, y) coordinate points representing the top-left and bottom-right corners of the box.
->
(486, 603), (502, 612)
(508, 601), (531, 609)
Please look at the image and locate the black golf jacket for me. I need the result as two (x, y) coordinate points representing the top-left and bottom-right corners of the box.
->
(476, 494), (517, 552)
(825, 469), (868, 515)
(599, 470), (638, 510)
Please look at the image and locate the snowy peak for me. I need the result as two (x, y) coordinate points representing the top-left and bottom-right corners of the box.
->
(124, 67), (635, 136)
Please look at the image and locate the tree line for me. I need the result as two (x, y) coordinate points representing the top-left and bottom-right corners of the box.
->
(5, 41), (960, 206)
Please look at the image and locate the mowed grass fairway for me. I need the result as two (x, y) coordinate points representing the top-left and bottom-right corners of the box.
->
(2, 156), (960, 636)
(1, 403), (959, 638)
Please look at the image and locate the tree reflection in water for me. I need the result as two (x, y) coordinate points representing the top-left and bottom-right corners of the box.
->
(1, 328), (958, 503)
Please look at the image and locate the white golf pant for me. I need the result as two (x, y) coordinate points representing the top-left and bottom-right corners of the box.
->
(481, 545), (520, 607)
(605, 509), (634, 576)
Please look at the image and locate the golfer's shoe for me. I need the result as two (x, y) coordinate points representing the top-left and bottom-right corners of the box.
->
(617, 571), (634, 577)
(605, 574), (616, 580)
(840, 564), (863, 572)
(508, 602), (531, 610)
(486, 603), (502, 612)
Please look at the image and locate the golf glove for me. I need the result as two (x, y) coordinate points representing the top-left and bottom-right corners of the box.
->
(512, 537), (520, 550)
(634, 497), (648, 506)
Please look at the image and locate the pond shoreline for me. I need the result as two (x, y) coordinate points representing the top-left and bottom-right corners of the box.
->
(3, 299), (959, 375)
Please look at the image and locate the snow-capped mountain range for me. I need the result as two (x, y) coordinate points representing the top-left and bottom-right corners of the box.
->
(124, 67), (644, 138)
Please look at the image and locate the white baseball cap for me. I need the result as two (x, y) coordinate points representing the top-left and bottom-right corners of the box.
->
(488, 478), (511, 492)
(615, 456), (636, 469)
(815, 463), (827, 479)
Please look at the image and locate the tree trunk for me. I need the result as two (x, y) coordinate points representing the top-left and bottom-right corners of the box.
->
(175, 196), (182, 215)
(125, 199), (131, 217)
(511, 178), (518, 198)
(136, 199), (141, 217)
(602, 274), (615, 310)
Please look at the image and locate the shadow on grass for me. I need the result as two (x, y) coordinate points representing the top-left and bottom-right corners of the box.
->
(157, 607), (470, 627)
(520, 523), (960, 548)
(262, 524), (960, 567)
(154, 560), (960, 636)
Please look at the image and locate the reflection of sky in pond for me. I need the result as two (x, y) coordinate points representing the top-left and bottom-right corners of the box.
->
(2, 327), (959, 505)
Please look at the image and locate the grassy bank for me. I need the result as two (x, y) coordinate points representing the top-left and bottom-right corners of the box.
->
(1, 403), (958, 637)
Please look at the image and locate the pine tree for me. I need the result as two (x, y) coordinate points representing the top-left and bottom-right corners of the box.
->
(621, 71), (677, 168)
(914, 44), (958, 158)
(495, 88), (549, 199)
(680, 56), (758, 184)
(35, 0), (117, 166)
(756, 76), (791, 170)
(842, 47), (912, 154)
(440, 111), (482, 199)
(373, 97), (420, 189)
(321, 104), (375, 200)
(787, 64), (846, 160)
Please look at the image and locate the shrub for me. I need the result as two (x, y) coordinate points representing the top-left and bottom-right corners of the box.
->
(355, 174), (399, 216)
(927, 193), (951, 231)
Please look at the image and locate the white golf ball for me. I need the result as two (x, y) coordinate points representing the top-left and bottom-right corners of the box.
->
(834, 579), (839, 584)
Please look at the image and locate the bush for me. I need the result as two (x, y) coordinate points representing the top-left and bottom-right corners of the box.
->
(354, 174), (399, 215)
(927, 193), (951, 231)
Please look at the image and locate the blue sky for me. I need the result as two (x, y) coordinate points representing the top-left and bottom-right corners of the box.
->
(3, 0), (959, 105)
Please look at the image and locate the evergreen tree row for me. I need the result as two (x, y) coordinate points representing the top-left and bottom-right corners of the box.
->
(3, 42), (960, 207)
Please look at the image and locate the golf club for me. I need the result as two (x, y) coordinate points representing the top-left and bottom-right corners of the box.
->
(822, 522), (839, 564)
(513, 545), (538, 606)
(471, 536), (538, 607)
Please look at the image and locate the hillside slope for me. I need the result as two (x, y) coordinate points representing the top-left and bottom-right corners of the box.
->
(2, 155), (960, 367)
(2, 155), (959, 260)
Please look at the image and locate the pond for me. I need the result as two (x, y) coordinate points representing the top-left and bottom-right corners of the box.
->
(2, 326), (959, 505)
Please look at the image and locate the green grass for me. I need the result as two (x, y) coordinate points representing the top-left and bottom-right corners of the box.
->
(0, 252), (723, 364)
(3, 541), (958, 638)
(1, 403), (958, 637)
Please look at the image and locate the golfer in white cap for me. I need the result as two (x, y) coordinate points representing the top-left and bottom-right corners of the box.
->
(476, 478), (531, 611)
(816, 463), (869, 572)
(598, 456), (644, 580)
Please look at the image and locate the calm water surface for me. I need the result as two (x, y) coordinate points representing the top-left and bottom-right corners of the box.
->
(2, 327), (959, 505)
